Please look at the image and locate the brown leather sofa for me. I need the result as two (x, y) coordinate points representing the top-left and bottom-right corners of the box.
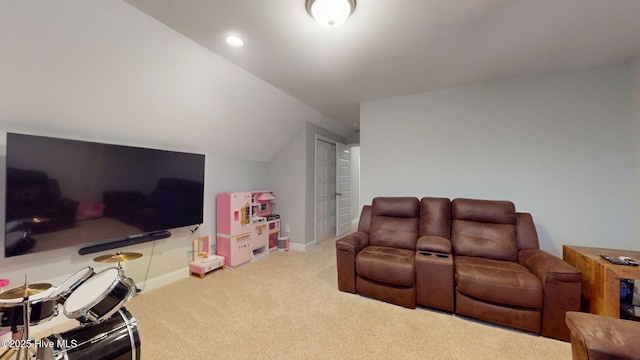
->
(336, 197), (582, 341)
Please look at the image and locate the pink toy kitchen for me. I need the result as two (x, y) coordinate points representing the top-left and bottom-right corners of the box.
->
(216, 191), (281, 267)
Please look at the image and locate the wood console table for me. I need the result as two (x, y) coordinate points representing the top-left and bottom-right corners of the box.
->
(563, 245), (640, 318)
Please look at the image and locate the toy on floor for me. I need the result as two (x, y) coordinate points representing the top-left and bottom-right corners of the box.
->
(189, 236), (224, 278)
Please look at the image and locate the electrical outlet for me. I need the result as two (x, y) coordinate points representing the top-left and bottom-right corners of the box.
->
(285, 225), (291, 233)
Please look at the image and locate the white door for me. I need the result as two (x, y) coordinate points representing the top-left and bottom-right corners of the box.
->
(336, 143), (352, 236)
(315, 139), (336, 242)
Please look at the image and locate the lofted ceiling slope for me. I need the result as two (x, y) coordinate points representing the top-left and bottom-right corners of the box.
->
(125, 0), (640, 130)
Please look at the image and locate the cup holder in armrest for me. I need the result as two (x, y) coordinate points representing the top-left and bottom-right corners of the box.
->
(419, 251), (449, 258)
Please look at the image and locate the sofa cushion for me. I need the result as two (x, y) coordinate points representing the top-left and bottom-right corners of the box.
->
(356, 246), (415, 287)
(370, 197), (420, 250)
(452, 198), (516, 224)
(419, 197), (450, 239)
(452, 220), (518, 261)
(451, 198), (518, 261)
(455, 256), (543, 309)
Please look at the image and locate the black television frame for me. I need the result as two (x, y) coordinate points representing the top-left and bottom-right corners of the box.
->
(4, 132), (205, 257)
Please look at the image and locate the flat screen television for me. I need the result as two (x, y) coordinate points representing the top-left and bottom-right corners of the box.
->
(4, 132), (205, 258)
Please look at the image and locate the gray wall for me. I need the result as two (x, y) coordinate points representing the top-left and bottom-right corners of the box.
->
(361, 62), (634, 256)
(267, 123), (307, 248)
(632, 58), (640, 245)
(0, 0), (335, 300)
(268, 122), (345, 249)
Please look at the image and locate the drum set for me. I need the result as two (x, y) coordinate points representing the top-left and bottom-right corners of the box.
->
(0, 252), (143, 360)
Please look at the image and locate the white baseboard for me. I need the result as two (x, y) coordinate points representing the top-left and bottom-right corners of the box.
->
(288, 242), (305, 251)
(289, 241), (316, 252)
(136, 267), (189, 293)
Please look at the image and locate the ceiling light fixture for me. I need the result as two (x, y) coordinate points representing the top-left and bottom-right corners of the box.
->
(306, 0), (356, 28)
(226, 35), (244, 47)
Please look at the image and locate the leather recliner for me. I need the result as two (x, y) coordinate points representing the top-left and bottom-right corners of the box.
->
(451, 198), (581, 341)
(336, 197), (420, 308)
(337, 196), (582, 341)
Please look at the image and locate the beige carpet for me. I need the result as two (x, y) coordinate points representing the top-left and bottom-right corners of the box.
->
(35, 237), (571, 359)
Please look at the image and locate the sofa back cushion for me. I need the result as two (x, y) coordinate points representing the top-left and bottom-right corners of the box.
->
(369, 197), (420, 250)
(451, 198), (518, 262)
(420, 197), (451, 239)
(516, 212), (540, 250)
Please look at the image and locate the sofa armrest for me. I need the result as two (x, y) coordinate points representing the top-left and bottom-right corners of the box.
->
(566, 311), (640, 359)
(416, 235), (451, 254)
(519, 249), (582, 341)
(336, 231), (369, 293)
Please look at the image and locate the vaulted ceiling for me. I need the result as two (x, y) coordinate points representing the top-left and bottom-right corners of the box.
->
(126, 0), (640, 131)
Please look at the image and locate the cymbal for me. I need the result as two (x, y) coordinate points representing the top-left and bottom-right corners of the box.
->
(0, 283), (52, 300)
(93, 252), (143, 263)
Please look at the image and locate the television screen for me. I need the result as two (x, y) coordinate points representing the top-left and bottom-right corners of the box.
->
(4, 132), (205, 257)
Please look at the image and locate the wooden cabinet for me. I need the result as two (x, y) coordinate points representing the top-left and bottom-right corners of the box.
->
(216, 191), (279, 267)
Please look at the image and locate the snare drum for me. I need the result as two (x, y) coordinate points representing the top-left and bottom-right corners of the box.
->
(0, 287), (56, 329)
(37, 307), (140, 360)
(63, 268), (136, 326)
(49, 267), (95, 305)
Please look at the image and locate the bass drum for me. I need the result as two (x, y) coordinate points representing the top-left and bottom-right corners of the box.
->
(37, 307), (140, 360)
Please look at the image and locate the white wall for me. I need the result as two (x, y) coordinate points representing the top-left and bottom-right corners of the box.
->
(0, 0), (337, 299)
(361, 62), (633, 256)
(268, 123), (306, 248)
(267, 122), (346, 249)
(632, 57), (640, 246)
(350, 146), (361, 224)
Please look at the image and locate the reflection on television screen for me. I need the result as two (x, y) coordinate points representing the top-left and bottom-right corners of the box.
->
(4, 132), (205, 257)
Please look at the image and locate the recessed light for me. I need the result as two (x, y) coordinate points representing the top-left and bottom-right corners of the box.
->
(226, 36), (244, 47)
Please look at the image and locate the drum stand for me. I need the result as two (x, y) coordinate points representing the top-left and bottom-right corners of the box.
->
(12, 298), (37, 360)
(116, 263), (140, 295)
(1, 299), (38, 360)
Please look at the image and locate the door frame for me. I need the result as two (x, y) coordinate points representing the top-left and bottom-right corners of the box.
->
(314, 135), (336, 245)
(336, 142), (352, 237)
